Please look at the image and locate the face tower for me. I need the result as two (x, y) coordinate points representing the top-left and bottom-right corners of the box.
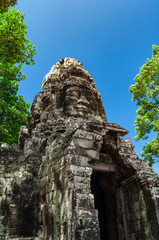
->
(0, 58), (159, 240)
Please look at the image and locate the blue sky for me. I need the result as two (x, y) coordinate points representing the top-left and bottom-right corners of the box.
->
(16, 0), (159, 172)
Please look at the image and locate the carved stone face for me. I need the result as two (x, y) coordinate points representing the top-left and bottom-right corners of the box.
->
(62, 83), (98, 117)
(41, 57), (107, 121)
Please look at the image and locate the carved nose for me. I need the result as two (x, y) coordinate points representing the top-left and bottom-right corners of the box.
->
(77, 96), (90, 106)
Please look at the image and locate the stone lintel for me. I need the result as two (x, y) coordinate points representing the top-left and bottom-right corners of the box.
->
(89, 161), (116, 172)
(105, 123), (129, 136)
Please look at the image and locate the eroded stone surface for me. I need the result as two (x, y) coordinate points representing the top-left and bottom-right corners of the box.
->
(0, 57), (159, 240)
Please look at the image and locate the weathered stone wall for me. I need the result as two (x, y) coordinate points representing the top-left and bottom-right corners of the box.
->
(0, 57), (159, 240)
(0, 143), (36, 239)
(34, 124), (103, 239)
(116, 138), (159, 240)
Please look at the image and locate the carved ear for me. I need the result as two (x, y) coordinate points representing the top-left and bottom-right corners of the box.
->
(19, 126), (30, 149)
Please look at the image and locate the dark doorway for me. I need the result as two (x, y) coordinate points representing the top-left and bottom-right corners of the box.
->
(91, 170), (118, 240)
(91, 171), (107, 239)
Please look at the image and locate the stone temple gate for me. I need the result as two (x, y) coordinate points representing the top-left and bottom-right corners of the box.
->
(0, 57), (159, 240)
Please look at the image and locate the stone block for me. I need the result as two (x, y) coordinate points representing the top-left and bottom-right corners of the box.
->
(73, 129), (94, 141)
(89, 161), (116, 172)
(75, 193), (94, 208)
(77, 228), (100, 240)
(74, 176), (91, 189)
(65, 154), (90, 166)
(85, 149), (99, 160)
(70, 165), (92, 177)
(73, 138), (97, 149)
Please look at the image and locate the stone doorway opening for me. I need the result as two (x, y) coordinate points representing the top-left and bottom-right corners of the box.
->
(91, 170), (118, 240)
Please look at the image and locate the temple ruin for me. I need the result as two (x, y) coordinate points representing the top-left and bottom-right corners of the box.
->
(0, 57), (159, 239)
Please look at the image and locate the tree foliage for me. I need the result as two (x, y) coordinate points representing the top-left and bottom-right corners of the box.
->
(0, 7), (35, 145)
(0, 0), (17, 13)
(129, 45), (159, 166)
(0, 63), (30, 144)
(0, 8), (35, 65)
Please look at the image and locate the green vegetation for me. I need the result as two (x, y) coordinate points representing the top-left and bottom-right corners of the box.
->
(0, 0), (17, 13)
(0, 5), (35, 145)
(129, 45), (159, 166)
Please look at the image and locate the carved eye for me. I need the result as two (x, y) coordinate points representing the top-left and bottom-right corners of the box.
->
(71, 91), (79, 98)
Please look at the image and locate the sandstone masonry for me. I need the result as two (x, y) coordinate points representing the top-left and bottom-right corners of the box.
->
(0, 57), (159, 240)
